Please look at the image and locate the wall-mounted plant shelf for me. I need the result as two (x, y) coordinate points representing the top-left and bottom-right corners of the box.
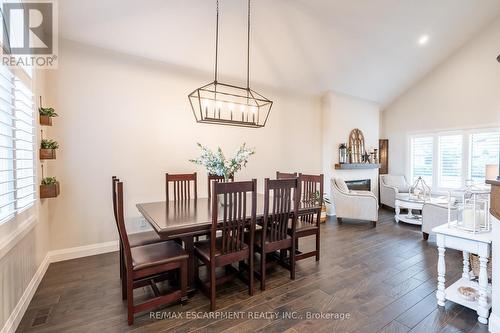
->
(40, 182), (60, 199)
(40, 148), (56, 160)
(335, 163), (381, 170)
(39, 115), (52, 126)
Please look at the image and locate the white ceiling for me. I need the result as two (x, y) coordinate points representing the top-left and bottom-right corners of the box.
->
(58, 0), (500, 106)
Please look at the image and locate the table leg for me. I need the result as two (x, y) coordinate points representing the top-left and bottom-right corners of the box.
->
(181, 236), (196, 294)
(477, 255), (489, 324)
(407, 208), (413, 219)
(462, 251), (470, 280)
(436, 237), (446, 306)
(395, 204), (400, 223)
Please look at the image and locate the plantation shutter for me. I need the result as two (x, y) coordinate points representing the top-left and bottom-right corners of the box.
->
(438, 135), (463, 189)
(0, 65), (35, 222)
(470, 131), (500, 183)
(410, 136), (433, 185)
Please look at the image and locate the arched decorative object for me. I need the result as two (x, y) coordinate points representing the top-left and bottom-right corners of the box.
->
(348, 128), (365, 163)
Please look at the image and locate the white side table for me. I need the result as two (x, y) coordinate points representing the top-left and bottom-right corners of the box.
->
(433, 223), (493, 324)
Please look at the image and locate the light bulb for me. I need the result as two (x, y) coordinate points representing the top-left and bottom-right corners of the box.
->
(240, 104), (246, 113)
(228, 103), (234, 110)
(251, 106), (257, 113)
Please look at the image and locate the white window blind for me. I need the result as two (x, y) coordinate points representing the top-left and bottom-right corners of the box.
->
(470, 131), (500, 183)
(410, 136), (433, 185)
(0, 65), (35, 222)
(438, 135), (463, 188)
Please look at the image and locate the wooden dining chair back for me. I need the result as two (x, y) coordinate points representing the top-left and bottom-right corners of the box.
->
(207, 173), (234, 198)
(194, 179), (257, 311)
(115, 180), (188, 325)
(276, 171), (297, 179)
(166, 172), (197, 202)
(258, 178), (300, 290)
(292, 173), (324, 262)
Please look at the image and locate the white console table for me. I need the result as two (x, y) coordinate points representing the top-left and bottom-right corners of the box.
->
(432, 223), (492, 324)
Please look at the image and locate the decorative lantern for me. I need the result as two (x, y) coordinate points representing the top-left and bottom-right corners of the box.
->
(409, 177), (431, 201)
(339, 143), (348, 164)
(448, 182), (491, 234)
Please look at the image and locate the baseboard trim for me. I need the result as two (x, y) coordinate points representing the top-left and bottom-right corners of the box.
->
(48, 240), (119, 263)
(490, 313), (500, 333)
(0, 240), (119, 333)
(0, 253), (50, 333)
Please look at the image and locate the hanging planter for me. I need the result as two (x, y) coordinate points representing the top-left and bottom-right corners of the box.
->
(38, 97), (58, 126)
(40, 177), (60, 198)
(40, 139), (59, 160)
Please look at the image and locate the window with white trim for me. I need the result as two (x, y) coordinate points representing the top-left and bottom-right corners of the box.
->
(410, 136), (433, 185)
(409, 128), (500, 191)
(438, 134), (463, 189)
(0, 64), (35, 222)
(470, 131), (500, 183)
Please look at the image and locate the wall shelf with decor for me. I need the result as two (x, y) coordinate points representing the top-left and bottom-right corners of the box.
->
(39, 97), (60, 199)
(335, 163), (381, 170)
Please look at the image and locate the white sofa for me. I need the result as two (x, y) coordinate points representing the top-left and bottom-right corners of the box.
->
(379, 175), (411, 209)
(331, 178), (378, 227)
(422, 202), (457, 240)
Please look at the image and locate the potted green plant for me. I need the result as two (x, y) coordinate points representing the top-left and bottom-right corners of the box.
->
(39, 107), (58, 126)
(40, 177), (60, 198)
(40, 139), (59, 160)
(310, 191), (331, 223)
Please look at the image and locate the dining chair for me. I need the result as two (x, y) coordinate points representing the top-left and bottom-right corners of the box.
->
(290, 173), (324, 262)
(256, 177), (299, 291)
(115, 180), (188, 325)
(276, 171), (297, 179)
(166, 173), (197, 202)
(194, 179), (257, 311)
(207, 173), (234, 198)
(112, 176), (163, 294)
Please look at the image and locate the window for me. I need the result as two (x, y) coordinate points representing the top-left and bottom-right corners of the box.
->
(409, 128), (500, 191)
(410, 136), (433, 185)
(438, 135), (463, 188)
(0, 65), (35, 222)
(470, 132), (500, 183)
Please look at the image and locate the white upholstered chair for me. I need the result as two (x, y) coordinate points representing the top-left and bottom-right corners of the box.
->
(379, 175), (411, 209)
(331, 178), (378, 227)
(421, 203), (457, 240)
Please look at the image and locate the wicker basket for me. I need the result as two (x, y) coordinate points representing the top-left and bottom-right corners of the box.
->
(469, 254), (492, 281)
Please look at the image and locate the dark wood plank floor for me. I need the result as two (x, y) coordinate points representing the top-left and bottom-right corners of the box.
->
(17, 209), (489, 333)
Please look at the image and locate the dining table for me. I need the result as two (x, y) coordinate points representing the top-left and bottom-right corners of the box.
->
(136, 194), (321, 290)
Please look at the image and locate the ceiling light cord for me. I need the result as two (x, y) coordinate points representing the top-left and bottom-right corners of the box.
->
(214, 0), (219, 83)
(247, 0), (251, 90)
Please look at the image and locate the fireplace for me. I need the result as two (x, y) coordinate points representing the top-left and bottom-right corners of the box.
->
(345, 179), (371, 191)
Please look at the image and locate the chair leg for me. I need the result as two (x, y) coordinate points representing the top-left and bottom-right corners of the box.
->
(126, 273), (134, 325)
(260, 250), (266, 291)
(209, 263), (216, 312)
(248, 252), (254, 296)
(371, 221), (377, 227)
(121, 258), (127, 300)
(315, 229), (320, 262)
(337, 217), (343, 224)
(423, 232), (429, 241)
(119, 241), (123, 279)
(290, 238), (296, 280)
(181, 261), (188, 303)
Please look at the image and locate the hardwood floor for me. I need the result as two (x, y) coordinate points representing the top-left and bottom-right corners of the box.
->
(17, 209), (489, 333)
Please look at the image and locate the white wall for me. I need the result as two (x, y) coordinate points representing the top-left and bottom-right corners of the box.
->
(45, 40), (323, 251)
(321, 91), (380, 214)
(382, 18), (500, 178)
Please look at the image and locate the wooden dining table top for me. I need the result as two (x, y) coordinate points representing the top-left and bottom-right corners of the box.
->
(136, 194), (321, 240)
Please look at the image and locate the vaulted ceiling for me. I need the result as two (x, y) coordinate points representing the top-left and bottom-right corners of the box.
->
(59, 0), (500, 106)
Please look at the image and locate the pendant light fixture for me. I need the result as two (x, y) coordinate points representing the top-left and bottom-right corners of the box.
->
(188, 0), (273, 128)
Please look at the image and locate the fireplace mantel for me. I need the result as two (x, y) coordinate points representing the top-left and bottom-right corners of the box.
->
(335, 163), (380, 170)
(487, 180), (500, 220)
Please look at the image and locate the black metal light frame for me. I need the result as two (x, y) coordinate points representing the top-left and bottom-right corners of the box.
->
(188, 0), (273, 128)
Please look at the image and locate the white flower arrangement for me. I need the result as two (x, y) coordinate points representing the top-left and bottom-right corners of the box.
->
(190, 143), (256, 181)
